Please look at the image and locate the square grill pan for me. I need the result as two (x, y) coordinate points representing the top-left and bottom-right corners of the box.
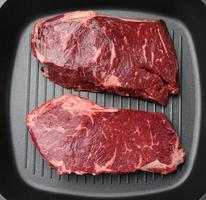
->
(0, 1), (206, 200)
(9, 9), (200, 197)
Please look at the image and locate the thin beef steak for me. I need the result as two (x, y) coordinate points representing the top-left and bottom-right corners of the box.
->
(31, 11), (179, 106)
(26, 94), (185, 175)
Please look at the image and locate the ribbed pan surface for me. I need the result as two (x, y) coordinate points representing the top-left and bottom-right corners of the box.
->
(9, 10), (200, 198)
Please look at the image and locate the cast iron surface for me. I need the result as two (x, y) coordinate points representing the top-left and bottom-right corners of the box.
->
(0, 0), (206, 199)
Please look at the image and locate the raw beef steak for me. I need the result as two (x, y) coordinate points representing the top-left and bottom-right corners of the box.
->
(26, 94), (185, 175)
(31, 11), (179, 106)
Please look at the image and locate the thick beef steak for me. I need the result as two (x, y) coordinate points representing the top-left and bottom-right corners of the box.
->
(26, 94), (185, 175)
(31, 11), (179, 106)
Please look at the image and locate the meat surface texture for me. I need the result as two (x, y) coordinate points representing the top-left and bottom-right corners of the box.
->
(26, 94), (185, 175)
(31, 11), (179, 106)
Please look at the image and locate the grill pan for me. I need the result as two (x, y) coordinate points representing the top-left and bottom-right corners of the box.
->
(0, 0), (206, 199)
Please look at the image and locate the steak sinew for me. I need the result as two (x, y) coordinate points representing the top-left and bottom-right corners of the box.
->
(26, 94), (185, 175)
(31, 11), (179, 106)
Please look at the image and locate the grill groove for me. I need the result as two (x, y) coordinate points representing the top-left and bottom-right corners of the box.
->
(101, 174), (104, 184)
(179, 35), (182, 141)
(170, 29), (174, 124)
(41, 76), (47, 177)
(33, 60), (40, 175)
(24, 39), (32, 169)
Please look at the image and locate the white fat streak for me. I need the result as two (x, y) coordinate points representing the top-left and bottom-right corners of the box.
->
(101, 26), (106, 32)
(136, 24), (143, 38)
(151, 52), (154, 66)
(123, 36), (128, 44)
(124, 141), (132, 152)
(34, 19), (46, 36)
(35, 51), (45, 63)
(50, 160), (64, 167)
(56, 127), (65, 133)
(135, 155), (143, 169)
(75, 125), (86, 131)
(115, 17), (157, 23)
(94, 148), (117, 174)
(61, 11), (96, 22)
(62, 33), (73, 51)
(104, 75), (121, 87)
(147, 120), (154, 146)
(170, 138), (185, 167)
(88, 143), (102, 159)
(155, 58), (162, 63)
(101, 71), (106, 78)
(50, 160), (88, 175)
(134, 124), (140, 135)
(141, 159), (166, 170)
(61, 10), (158, 23)
(74, 125), (89, 137)
(110, 42), (116, 66)
(92, 47), (102, 62)
(140, 138), (185, 174)
(142, 38), (147, 62)
(157, 28), (169, 57)
(50, 160), (71, 175)
(61, 94), (118, 119)
(62, 101), (117, 113)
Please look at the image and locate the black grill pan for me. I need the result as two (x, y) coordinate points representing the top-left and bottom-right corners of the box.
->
(0, 0), (206, 199)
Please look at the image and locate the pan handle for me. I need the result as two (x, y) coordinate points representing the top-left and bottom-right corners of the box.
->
(200, 193), (206, 200)
(0, 0), (6, 7)
(201, 0), (206, 5)
(0, 194), (6, 200)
